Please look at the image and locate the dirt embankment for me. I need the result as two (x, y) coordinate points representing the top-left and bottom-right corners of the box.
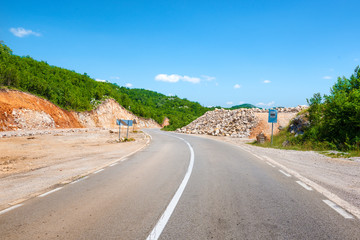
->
(0, 89), (82, 130)
(0, 89), (160, 131)
(249, 112), (297, 139)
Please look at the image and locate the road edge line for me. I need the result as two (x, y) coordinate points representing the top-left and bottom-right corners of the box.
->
(146, 133), (195, 240)
(254, 153), (360, 219)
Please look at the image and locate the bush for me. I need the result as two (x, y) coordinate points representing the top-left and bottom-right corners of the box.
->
(305, 67), (360, 150)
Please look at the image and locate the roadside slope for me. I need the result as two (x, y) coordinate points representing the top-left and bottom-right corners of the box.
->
(0, 89), (160, 131)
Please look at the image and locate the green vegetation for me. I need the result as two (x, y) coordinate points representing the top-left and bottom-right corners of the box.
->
(251, 123), (360, 157)
(304, 67), (360, 150)
(228, 103), (257, 109)
(253, 67), (360, 156)
(0, 42), (210, 130)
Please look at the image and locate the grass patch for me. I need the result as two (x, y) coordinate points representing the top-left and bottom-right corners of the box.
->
(250, 127), (360, 157)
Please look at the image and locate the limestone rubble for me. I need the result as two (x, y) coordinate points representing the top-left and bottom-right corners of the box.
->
(176, 106), (307, 138)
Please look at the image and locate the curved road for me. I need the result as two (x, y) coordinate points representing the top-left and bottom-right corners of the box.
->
(1, 129), (360, 239)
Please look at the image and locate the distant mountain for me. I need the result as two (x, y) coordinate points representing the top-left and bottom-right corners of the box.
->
(229, 103), (257, 110)
(0, 42), (210, 130)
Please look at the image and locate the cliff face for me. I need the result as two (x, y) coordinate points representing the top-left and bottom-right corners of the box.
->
(0, 89), (160, 131)
(73, 98), (160, 129)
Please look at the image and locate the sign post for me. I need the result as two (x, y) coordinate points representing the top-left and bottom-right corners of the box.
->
(116, 119), (122, 141)
(117, 119), (133, 140)
(268, 109), (278, 145)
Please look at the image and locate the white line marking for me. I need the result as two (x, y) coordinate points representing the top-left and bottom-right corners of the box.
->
(93, 169), (104, 174)
(323, 200), (354, 219)
(296, 181), (313, 191)
(279, 170), (291, 177)
(70, 176), (89, 184)
(110, 162), (119, 166)
(266, 162), (276, 167)
(0, 204), (23, 215)
(38, 187), (63, 197)
(146, 134), (194, 240)
(252, 153), (263, 160)
(121, 158), (129, 162)
(258, 155), (360, 219)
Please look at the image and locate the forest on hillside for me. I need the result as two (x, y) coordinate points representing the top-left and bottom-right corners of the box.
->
(0, 42), (210, 130)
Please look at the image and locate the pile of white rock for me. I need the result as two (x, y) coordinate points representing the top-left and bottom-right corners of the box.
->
(176, 106), (308, 138)
(176, 108), (259, 138)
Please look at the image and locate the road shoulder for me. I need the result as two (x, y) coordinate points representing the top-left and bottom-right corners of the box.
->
(0, 128), (150, 211)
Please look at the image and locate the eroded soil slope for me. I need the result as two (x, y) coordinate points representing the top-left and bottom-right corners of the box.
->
(0, 89), (82, 130)
(0, 89), (160, 131)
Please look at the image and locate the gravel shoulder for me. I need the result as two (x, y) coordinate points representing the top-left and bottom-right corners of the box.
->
(183, 133), (360, 212)
(0, 128), (150, 211)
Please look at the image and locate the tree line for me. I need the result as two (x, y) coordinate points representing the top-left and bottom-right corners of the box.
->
(0, 42), (210, 130)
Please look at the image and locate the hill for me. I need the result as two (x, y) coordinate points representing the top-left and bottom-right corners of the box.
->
(229, 103), (257, 110)
(0, 42), (210, 130)
(0, 89), (160, 131)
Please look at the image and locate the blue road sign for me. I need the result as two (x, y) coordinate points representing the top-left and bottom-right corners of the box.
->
(268, 109), (278, 123)
(116, 119), (133, 126)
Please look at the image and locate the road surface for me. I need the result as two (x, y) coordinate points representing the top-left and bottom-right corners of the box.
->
(1, 129), (359, 239)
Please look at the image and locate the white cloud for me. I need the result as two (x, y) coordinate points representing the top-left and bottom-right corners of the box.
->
(155, 74), (200, 84)
(10, 27), (41, 37)
(238, 101), (245, 104)
(201, 75), (216, 81)
(182, 75), (201, 83)
(257, 101), (275, 107)
(226, 101), (233, 105)
(233, 84), (241, 89)
(354, 58), (359, 62)
(323, 76), (332, 80)
(263, 80), (271, 84)
(95, 78), (107, 82)
(155, 74), (181, 83)
(110, 76), (120, 80)
(125, 83), (133, 87)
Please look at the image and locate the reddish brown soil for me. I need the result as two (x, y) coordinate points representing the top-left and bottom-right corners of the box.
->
(0, 89), (83, 131)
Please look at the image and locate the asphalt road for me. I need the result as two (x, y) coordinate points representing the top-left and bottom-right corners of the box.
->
(1, 129), (360, 239)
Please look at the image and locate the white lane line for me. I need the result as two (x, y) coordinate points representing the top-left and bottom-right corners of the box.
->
(93, 169), (104, 174)
(252, 153), (263, 160)
(121, 158), (129, 162)
(110, 162), (119, 166)
(296, 181), (313, 191)
(70, 176), (89, 184)
(279, 170), (291, 177)
(259, 155), (360, 219)
(146, 135), (195, 240)
(38, 187), (63, 197)
(0, 204), (23, 215)
(266, 162), (276, 167)
(323, 200), (354, 219)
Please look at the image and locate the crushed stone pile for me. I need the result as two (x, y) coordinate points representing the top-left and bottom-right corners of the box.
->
(176, 106), (307, 138)
(176, 108), (259, 138)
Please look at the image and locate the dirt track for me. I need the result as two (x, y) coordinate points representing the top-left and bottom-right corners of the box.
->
(0, 128), (149, 210)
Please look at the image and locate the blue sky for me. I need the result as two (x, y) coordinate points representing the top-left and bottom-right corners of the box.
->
(1, 0), (360, 108)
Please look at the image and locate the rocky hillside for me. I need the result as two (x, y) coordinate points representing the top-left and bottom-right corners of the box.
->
(176, 106), (307, 138)
(0, 89), (160, 131)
